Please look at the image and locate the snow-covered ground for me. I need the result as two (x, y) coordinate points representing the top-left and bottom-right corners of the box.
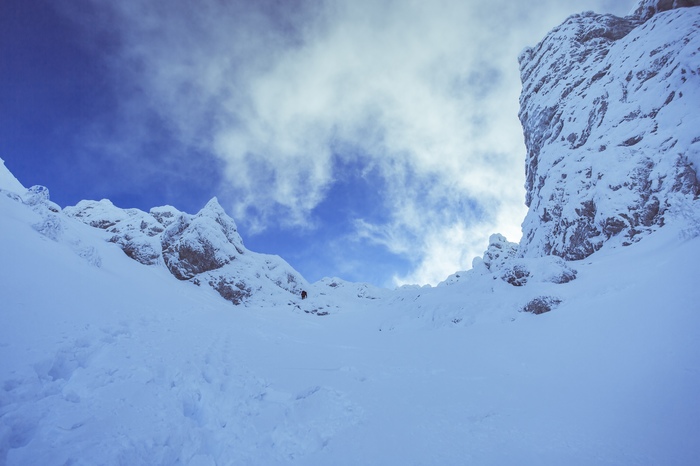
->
(1, 162), (699, 465)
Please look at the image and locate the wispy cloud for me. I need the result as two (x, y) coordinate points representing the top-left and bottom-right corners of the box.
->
(63, 0), (634, 285)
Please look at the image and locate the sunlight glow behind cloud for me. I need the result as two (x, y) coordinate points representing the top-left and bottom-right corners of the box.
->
(67, 0), (634, 285)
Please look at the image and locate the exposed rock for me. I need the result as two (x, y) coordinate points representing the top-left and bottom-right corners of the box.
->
(209, 275), (253, 305)
(66, 197), (308, 307)
(522, 296), (562, 315)
(500, 257), (577, 287)
(150, 205), (180, 229)
(518, 4), (700, 261)
(630, 0), (700, 22)
(161, 207), (239, 280)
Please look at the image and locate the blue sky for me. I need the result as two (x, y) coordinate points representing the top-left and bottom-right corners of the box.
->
(0, 0), (634, 287)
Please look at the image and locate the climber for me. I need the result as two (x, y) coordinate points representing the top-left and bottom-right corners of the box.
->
(301, 290), (308, 300)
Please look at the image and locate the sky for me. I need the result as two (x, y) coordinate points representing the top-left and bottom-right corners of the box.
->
(0, 0), (635, 287)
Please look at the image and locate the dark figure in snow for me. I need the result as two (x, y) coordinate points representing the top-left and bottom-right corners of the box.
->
(301, 290), (308, 300)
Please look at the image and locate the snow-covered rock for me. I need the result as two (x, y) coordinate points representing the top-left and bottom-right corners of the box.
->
(521, 295), (562, 315)
(499, 256), (577, 287)
(441, 234), (518, 286)
(517, 1), (700, 260)
(64, 199), (166, 265)
(0, 166), (103, 267)
(476, 233), (519, 273)
(441, 234), (576, 300)
(64, 196), (309, 307)
(161, 198), (245, 280)
(631, 0), (700, 21)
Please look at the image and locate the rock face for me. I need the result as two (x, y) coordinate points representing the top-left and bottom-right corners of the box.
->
(632, 0), (700, 21)
(65, 197), (307, 305)
(160, 198), (245, 280)
(65, 199), (173, 266)
(517, 1), (700, 260)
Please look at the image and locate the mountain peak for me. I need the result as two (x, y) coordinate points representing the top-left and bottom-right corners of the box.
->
(201, 196), (224, 214)
(193, 196), (242, 247)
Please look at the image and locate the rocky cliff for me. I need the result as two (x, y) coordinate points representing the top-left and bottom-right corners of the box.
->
(517, 0), (700, 260)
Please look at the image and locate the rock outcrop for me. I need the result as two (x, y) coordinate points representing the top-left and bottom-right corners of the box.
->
(471, 234), (519, 273)
(160, 198), (245, 280)
(65, 197), (307, 305)
(0, 158), (367, 312)
(632, 0), (700, 21)
(65, 199), (172, 266)
(517, 1), (700, 260)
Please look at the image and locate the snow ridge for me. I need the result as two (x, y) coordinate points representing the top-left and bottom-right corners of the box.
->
(62, 197), (313, 306)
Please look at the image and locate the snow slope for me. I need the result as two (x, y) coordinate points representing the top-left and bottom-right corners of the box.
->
(2, 159), (700, 465)
(2, 1), (700, 464)
(0, 160), (24, 194)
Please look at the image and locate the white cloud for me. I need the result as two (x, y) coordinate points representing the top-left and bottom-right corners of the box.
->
(69, 0), (636, 284)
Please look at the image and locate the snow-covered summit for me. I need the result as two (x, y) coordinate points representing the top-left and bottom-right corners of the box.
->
(517, 2), (700, 260)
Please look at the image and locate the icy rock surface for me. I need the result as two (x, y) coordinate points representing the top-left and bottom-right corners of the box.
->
(518, 3), (700, 260)
(65, 199), (167, 265)
(631, 0), (700, 21)
(161, 198), (245, 280)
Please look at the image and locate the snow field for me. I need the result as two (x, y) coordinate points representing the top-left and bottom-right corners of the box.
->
(2, 185), (700, 465)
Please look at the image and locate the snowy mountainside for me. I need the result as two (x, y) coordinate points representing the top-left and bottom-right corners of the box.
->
(0, 159), (386, 314)
(61, 189), (315, 307)
(517, 2), (700, 260)
(57, 184), (388, 312)
(2, 157), (700, 464)
(2, 1), (700, 463)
